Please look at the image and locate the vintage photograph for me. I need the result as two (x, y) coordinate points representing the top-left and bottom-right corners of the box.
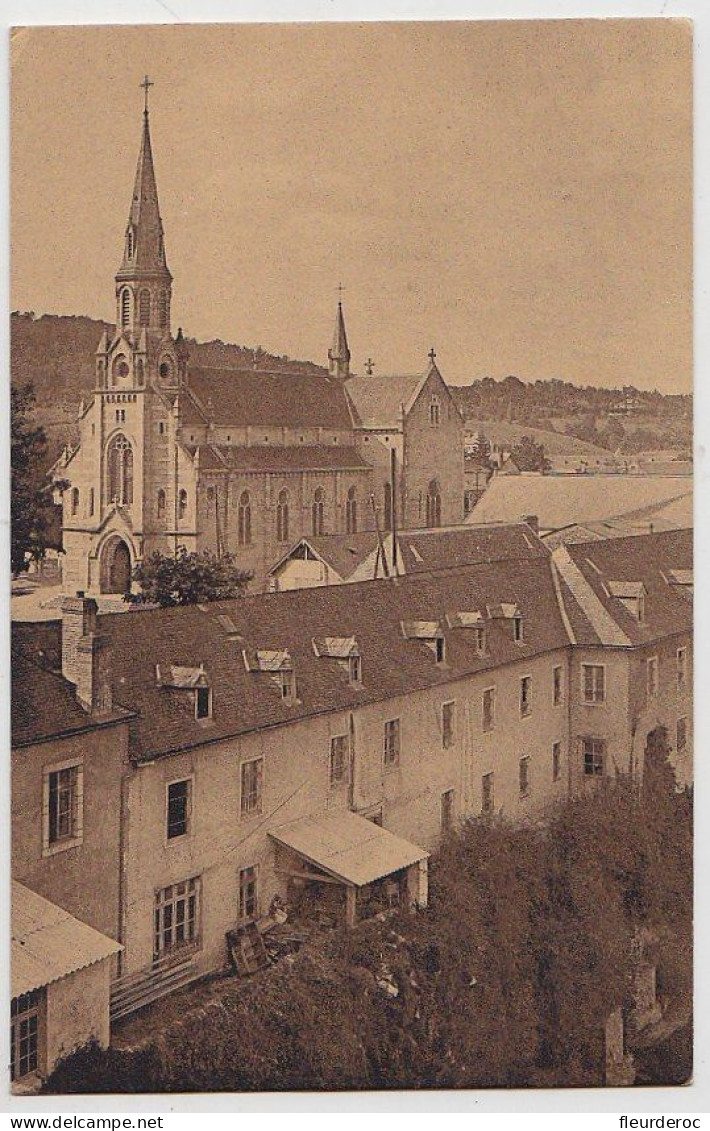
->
(10, 19), (692, 1094)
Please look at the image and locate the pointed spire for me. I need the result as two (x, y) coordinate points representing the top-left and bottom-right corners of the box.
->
(328, 294), (351, 380)
(117, 83), (171, 283)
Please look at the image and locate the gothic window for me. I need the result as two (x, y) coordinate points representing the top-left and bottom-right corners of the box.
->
(312, 487), (325, 536)
(70, 487), (79, 516)
(159, 359), (173, 381)
(426, 479), (441, 527)
(346, 486), (358, 534)
(136, 359), (145, 386)
(139, 289), (151, 327)
(157, 489), (166, 519)
(429, 396), (441, 427)
(276, 489), (289, 543)
(178, 489), (188, 520)
(158, 291), (169, 330)
(383, 481), (393, 532)
(107, 434), (134, 506)
(120, 288), (131, 328)
(238, 490), (252, 546)
(112, 356), (130, 383)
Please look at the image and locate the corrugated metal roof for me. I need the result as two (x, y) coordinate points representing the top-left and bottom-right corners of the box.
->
(12, 882), (121, 999)
(270, 811), (428, 887)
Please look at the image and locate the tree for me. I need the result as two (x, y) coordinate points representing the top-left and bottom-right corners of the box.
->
(11, 384), (56, 574)
(510, 435), (551, 473)
(468, 431), (492, 468)
(128, 547), (253, 607)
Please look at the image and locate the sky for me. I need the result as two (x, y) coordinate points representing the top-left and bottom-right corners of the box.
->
(10, 19), (692, 391)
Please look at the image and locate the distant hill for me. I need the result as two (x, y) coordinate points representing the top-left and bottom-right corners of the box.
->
(465, 421), (615, 466)
(11, 310), (329, 464)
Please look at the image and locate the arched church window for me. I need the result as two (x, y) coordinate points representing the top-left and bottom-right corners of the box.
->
(112, 356), (129, 384)
(120, 289), (131, 328)
(276, 489), (289, 543)
(429, 396), (441, 427)
(71, 488), (79, 516)
(158, 291), (169, 330)
(346, 486), (358, 534)
(312, 487), (325, 536)
(159, 359), (173, 381)
(107, 434), (134, 507)
(426, 479), (441, 527)
(157, 489), (166, 519)
(136, 359), (145, 386)
(384, 481), (393, 532)
(178, 489), (188, 520)
(238, 490), (252, 546)
(139, 289), (151, 327)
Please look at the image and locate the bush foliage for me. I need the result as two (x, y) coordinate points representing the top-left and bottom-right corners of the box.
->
(128, 547), (253, 607)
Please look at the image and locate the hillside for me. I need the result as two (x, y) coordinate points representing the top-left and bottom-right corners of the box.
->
(464, 420), (615, 466)
(11, 311), (328, 462)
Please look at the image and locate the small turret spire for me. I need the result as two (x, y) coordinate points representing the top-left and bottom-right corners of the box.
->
(328, 287), (350, 380)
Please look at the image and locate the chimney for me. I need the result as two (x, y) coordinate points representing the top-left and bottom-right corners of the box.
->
(61, 593), (112, 716)
(522, 514), (539, 536)
(62, 592), (98, 684)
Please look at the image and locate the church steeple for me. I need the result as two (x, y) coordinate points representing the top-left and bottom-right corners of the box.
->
(115, 77), (172, 337)
(328, 290), (350, 380)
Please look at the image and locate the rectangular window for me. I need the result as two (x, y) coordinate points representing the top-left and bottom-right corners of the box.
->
(677, 647), (688, 692)
(348, 655), (362, 686)
(442, 701), (456, 749)
(647, 656), (659, 700)
(582, 737), (605, 777)
(10, 990), (41, 1082)
(167, 779), (191, 840)
(239, 865), (259, 921)
(482, 688), (496, 732)
(435, 637), (445, 664)
(676, 717), (687, 753)
(582, 664), (605, 704)
(384, 718), (400, 768)
(441, 789), (455, 832)
(195, 686), (211, 719)
(240, 758), (263, 816)
(520, 676), (532, 718)
(330, 735), (348, 786)
(482, 772), (494, 814)
(154, 877), (200, 960)
(514, 615), (523, 642)
(553, 741), (562, 782)
(474, 626), (486, 654)
(279, 670), (296, 702)
(519, 756), (530, 797)
(44, 762), (83, 851)
(553, 665), (563, 706)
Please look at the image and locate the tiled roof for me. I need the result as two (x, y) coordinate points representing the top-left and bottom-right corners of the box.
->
(469, 475), (692, 532)
(345, 372), (427, 429)
(553, 530), (692, 647)
(12, 882), (121, 998)
(15, 556), (571, 763)
(186, 367), (354, 431)
(397, 523), (549, 573)
(11, 650), (130, 747)
(192, 444), (370, 473)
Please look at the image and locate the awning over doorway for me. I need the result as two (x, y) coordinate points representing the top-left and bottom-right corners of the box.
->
(270, 810), (428, 888)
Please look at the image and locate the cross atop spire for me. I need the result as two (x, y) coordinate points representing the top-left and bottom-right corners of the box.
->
(364, 357), (375, 375)
(428, 347), (437, 365)
(140, 74), (154, 116)
(336, 282), (346, 300)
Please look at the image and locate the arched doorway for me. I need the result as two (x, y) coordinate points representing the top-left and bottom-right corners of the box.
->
(100, 537), (132, 594)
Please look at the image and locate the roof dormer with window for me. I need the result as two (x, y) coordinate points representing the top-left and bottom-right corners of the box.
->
(313, 636), (363, 687)
(401, 620), (446, 665)
(243, 648), (298, 704)
(445, 610), (488, 655)
(608, 581), (648, 624)
(155, 662), (212, 722)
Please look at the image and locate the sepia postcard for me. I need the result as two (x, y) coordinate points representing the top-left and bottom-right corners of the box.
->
(9, 18), (693, 1098)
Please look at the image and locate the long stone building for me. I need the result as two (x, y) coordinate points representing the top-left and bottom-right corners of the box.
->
(11, 527), (692, 1086)
(56, 94), (465, 595)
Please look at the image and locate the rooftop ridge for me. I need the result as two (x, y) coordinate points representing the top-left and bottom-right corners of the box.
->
(551, 545), (631, 646)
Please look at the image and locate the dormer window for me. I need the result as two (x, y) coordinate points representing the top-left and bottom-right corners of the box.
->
(401, 620), (446, 664)
(514, 615), (523, 643)
(446, 611), (487, 655)
(313, 637), (362, 686)
(608, 581), (647, 624)
(436, 637), (445, 664)
(195, 686), (211, 720)
(244, 648), (296, 703)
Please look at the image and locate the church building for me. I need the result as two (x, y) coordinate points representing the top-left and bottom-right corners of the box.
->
(57, 88), (465, 594)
